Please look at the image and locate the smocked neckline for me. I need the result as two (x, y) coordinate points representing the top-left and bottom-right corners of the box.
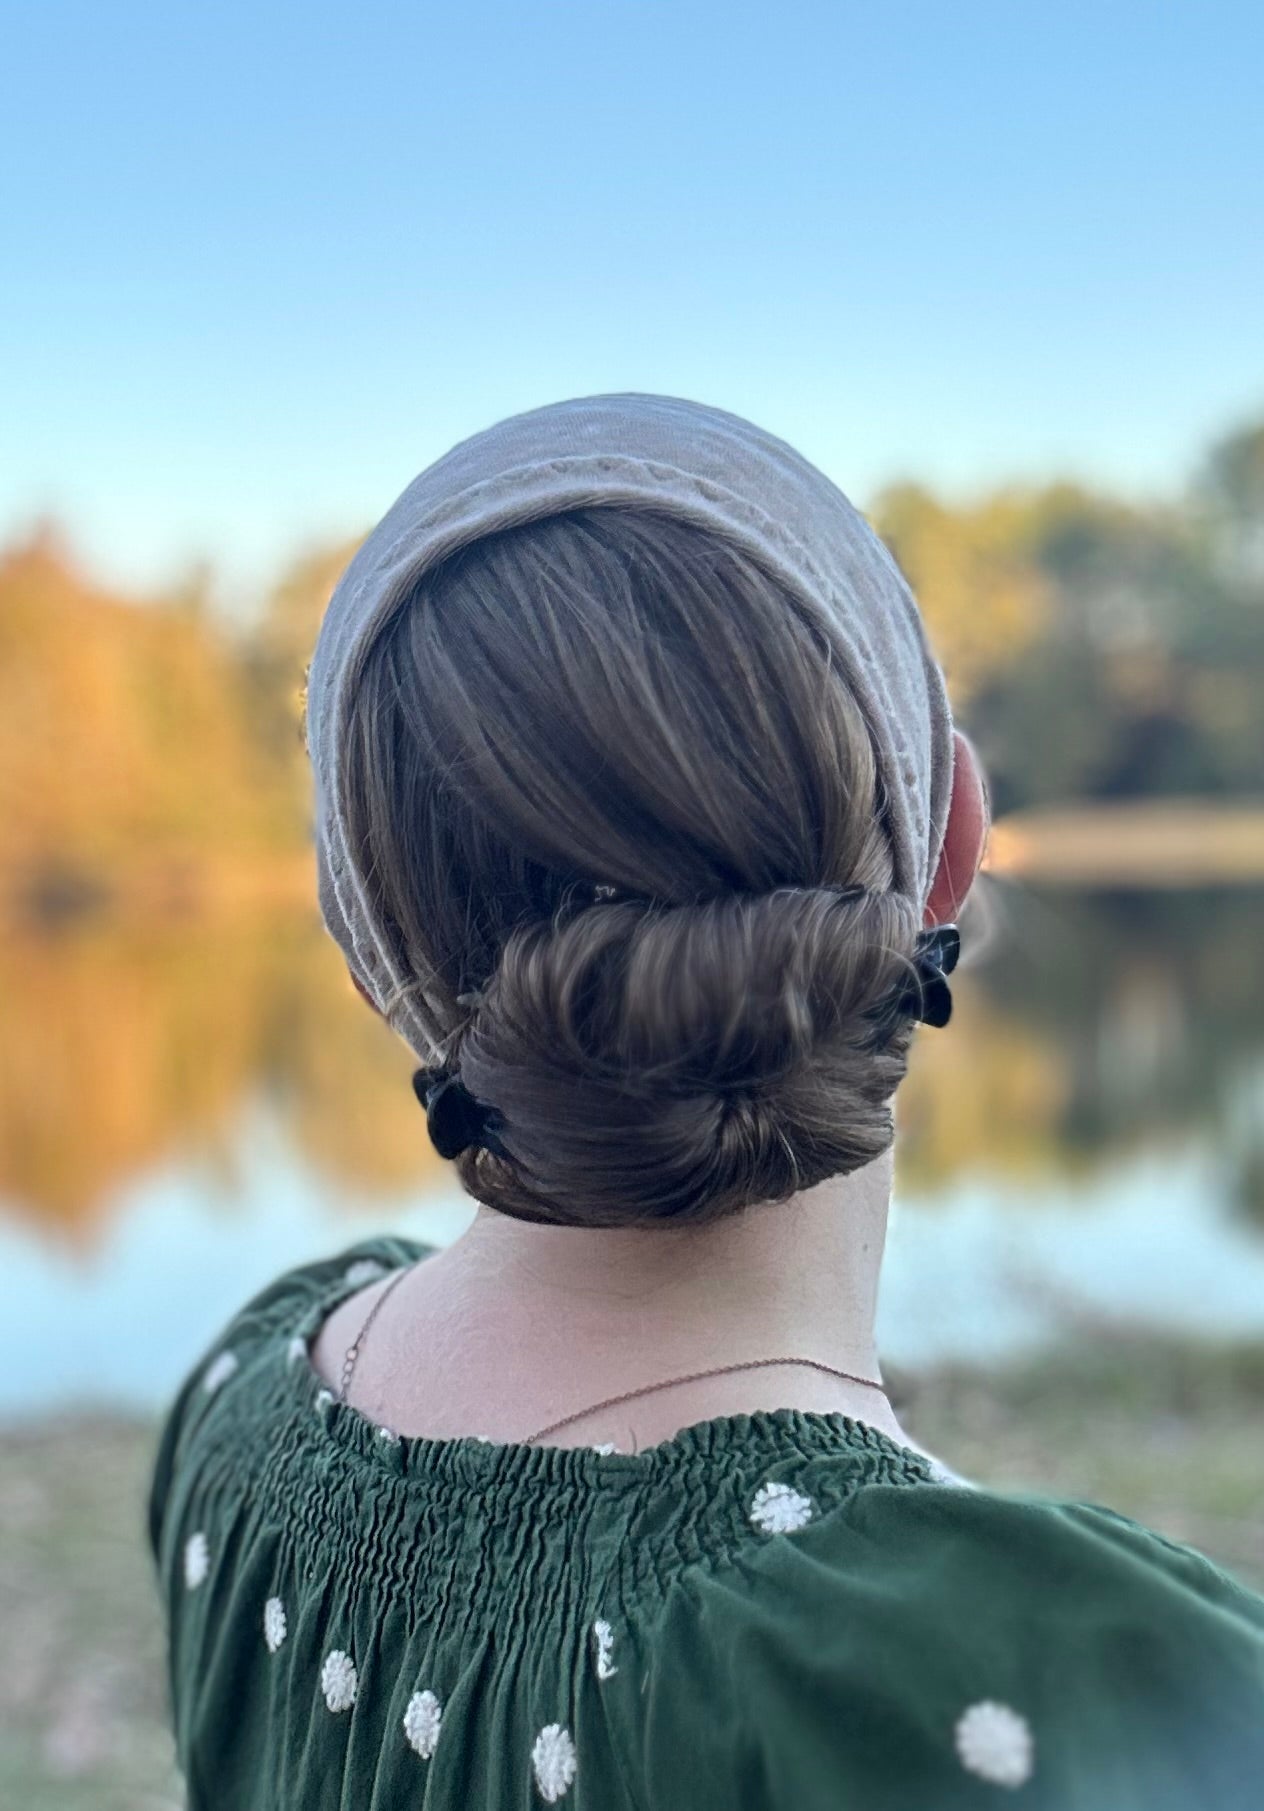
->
(283, 1247), (942, 1494)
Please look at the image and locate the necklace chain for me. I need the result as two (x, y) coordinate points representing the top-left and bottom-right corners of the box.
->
(338, 1263), (411, 1400)
(522, 1355), (886, 1445)
(339, 1262), (886, 1443)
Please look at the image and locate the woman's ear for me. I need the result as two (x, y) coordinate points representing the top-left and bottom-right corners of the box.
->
(924, 729), (990, 927)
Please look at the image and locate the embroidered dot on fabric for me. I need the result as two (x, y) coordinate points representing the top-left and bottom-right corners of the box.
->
(377, 1425), (401, 1445)
(321, 1650), (358, 1714)
(591, 1441), (618, 1456)
(343, 1258), (389, 1288)
(184, 1531), (209, 1590)
(285, 1335), (307, 1367)
(263, 1597), (287, 1653)
(749, 1480), (814, 1534)
(201, 1351), (239, 1394)
(531, 1723), (577, 1802)
(591, 1619), (617, 1680)
(955, 1701), (1034, 1788)
(403, 1689), (443, 1759)
(314, 1389), (334, 1417)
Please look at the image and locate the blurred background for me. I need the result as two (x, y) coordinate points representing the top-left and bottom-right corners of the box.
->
(2, 3), (1262, 1804)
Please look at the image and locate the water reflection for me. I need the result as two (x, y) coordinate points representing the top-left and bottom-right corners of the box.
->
(0, 895), (448, 1245)
(899, 883), (1264, 1230)
(2, 882), (1262, 1244)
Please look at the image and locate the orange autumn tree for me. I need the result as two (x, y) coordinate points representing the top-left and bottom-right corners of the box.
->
(868, 482), (1052, 704)
(0, 527), (294, 913)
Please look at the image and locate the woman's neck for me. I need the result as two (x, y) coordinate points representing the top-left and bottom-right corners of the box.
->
(461, 1149), (891, 1373)
(345, 1148), (913, 1451)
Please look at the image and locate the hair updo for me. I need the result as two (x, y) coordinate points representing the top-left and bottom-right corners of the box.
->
(342, 506), (925, 1228)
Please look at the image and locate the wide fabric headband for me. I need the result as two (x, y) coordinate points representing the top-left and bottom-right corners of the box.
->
(306, 392), (955, 1060)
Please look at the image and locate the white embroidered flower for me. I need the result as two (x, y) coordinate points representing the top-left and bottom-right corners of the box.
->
(183, 1531), (209, 1589)
(321, 1649), (358, 1713)
(262, 1596), (287, 1652)
(286, 1335), (307, 1367)
(955, 1700), (1034, 1788)
(377, 1425), (401, 1444)
(403, 1688), (443, 1759)
(531, 1723), (577, 1801)
(314, 1388), (334, 1416)
(592, 1619), (617, 1680)
(202, 1350), (239, 1393)
(749, 1480), (814, 1534)
(344, 1258), (389, 1287)
(591, 1441), (618, 1455)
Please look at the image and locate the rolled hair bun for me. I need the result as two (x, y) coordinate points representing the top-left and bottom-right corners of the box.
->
(340, 503), (940, 1228)
(459, 886), (922, 1228)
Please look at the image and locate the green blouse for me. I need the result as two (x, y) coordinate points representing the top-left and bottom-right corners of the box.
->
(148, 1235), (1264, 1809)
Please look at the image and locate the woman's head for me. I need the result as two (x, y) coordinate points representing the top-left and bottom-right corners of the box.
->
(344, 505), (938, 1226)
(307, 395), (969, 1229)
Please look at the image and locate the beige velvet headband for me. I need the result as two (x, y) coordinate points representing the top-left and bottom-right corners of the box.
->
(307, 392), (955, 1059)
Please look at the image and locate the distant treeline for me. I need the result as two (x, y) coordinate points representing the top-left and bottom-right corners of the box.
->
(873, 417), (1263, 814)
(2, 415), (1260, 917)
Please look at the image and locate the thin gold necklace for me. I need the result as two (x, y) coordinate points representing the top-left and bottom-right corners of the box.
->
(522, 1355), (887, 1445)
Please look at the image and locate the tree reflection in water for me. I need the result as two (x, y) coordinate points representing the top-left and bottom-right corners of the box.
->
(2, 882), (1261, 1246)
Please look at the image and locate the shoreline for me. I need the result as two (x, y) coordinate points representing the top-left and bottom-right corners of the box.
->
(985, 799), (1264, 885)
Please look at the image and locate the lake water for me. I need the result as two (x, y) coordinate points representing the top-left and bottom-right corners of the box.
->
(3, 881), (1262, 1416)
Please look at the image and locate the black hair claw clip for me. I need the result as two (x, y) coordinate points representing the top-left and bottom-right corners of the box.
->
(895, 923), (961, 1029)
(411, 1066), (506, 1161)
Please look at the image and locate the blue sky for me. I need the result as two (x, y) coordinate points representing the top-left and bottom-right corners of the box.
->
(4, 1), (1261, 606)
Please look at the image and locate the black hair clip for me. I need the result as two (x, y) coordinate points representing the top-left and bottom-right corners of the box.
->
(895, 923), (961, 1029)
(411, 1066), (506, 1161)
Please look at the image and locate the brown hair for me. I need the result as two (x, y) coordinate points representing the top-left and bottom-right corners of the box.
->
(342, 506), (923, 1227)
